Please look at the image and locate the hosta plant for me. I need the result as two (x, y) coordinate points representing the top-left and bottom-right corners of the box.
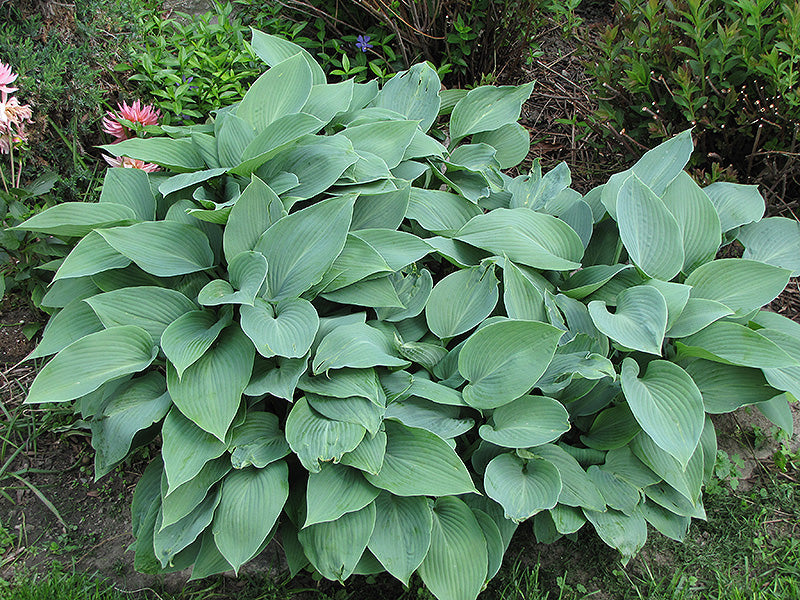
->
(18, 30), (800, 600)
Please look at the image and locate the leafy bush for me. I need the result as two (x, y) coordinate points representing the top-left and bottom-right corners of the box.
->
(20, 30), (800, 600)
(591, 0), (800, 188)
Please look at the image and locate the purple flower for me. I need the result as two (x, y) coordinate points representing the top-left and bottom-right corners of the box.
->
(356, 35), (373, 53)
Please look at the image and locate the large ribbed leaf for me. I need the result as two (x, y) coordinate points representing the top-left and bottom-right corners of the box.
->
(54, 232), (130, 280)
(678, 321), (798, 368)
(100, 137), (205, 171)
(100, 167), (156, 221)
(241, 297), (318, 359)
(588, 286), (667, 354)
(337, 121), (419, 169)
(484, 453), (562, 522)
(473, 123), (530, 169)
(683, 360), (777, 413)
(666, 298), (733, 338)
(450, 82), (534, 141)
(585, 466), (640, 514)
(222, 176), (285, 262)
(685, 258), (791, 314)
(91, 373), (170, 478)
(245, 356), (307, 401)
(385, 398), (472, 439)
(502, 259), (546, 321)
(85, 286), (196, 343)
(227, 411), (290, 469)
(703, 182), (765, 232)
(212, 462), (289, 572)
(298, 502), (376, 583)
(237, 53), (313, 131)
(25, 326), (157, 404)
(301, 79), (354, 124)
(27, 298), (103, 359)
(250, 29), (326, 83)
(525, 444), (605, 511)
(161, 308), (232, 378)
(616, 175), (684, 281)
(418, 497), (488, 600)
(479, 395), (570, 448)
(285, 397), (366, 472)
(580, 403), (641, 451)
(737, 217), (800, 276)
(154, 490), (220, 568)
(305, 463), (380, 526)
(15, 202), (137, 237)
(364, 421), (476, 496)
(312, 322), (409, 374)
(459, 320), (563, 409)
(98, 222), (214, 277)
(307, 392), (384, 436)
(661, 172), (721, 273)
(425, 266), (499, 339)
(455, 208), (583, 271)
(406, 188), (482, 235)
(350, 229), (432, 271)
(560, 264), (633, 300)
(254, 195), (354, 301)
(371, 63), (441, 132)
(367, 493), (432, 585)
(198, 251), (268, 307)
(166, 326), (254, 441)
(160, 457), (230, 529)
(620, 358), (703, 467)
(630, 433), (703, 503)
(298, 368), (384, 406)
(584, 508), (647, 561)
(161, 408), (227, 493)
(340, 430), (387, 475)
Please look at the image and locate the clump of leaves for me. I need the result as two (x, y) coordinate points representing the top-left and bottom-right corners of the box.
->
(18, 30), (800, 600)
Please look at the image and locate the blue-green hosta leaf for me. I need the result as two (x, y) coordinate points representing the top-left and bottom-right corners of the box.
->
(665, 298), (733, 338)
(307, 392), (385, 436)
(249, 29), (326, 84)
(684, 258), (791, 315)
(227, 411), (290, 469)
(678, 321), (799, 368)
(601, 129), (693, 219)
(703, 181), (765, 232)
(237, 53), (313, 132)
(630, 433), (704, 503)
(418, 496), (488, 600)
(216, 114), (255, 167)
(502, 258), (546, 321)
(522, 444), (605, 511)
(484, 453), (562, 522)
(580, 403), (641, 451)
(91, 373), (170, 478)
(153, 490), (220, 568)
(189, 530), (235, 581)
(301, 79), (354, 124)
(161, 408), (227, 493)
(312, 322), (409, 374)
(100, 137), (205, 172)
(298, 368), (385, 406)
(298, 502), (376, 583)
(757, 393), (794, 437)
(459, 320), (564, 409)
(285, 397), (366, 472)
(54, 232), (130, 280)
(403, 130), (447, 160)
(157, 168), (228, 198)
(198, 251), (268, 307)
(473, 123), (530, 169)
(588, 286), (667, 354)
(376, 270), (433, 322)
(661, 172), (722, 273)
(25, 326), (157, 404)
(394, 339), (448, 374)
(222, 176), (285, 262)
(737, 217), (800, 276)
(336, 120), (419, 170)
(320, 234), (392, 292)
(305, 463), (380, 526)
(450, 82), (534, 141)
(406, 188), (483, 235)
(322, 276), (404, 308)
(559, 264), (633, 300)
(160, 458), (230, 534)
(98, 222), (214, 277)
(161, 308), (232, 378)
(407, 376), (465, 407)
(350, 229), (432, 271)
(240, 297), (318, 359)
(26, 298), (103, 359)
(455, 208), (584, 271)
(100, 167), (156, 221)
(255, 194), (354, 301)
(683, 359), (777, 413)
(617, 174), (684, 280)
(508, 161), (570, 210)
(639, 500), (690, 542)
(213, 462), (289, 573)
(340, 430), (387, 475)
(425, 265), (499, 339)
(479, 395), (570, 448)
(584, 508), (647, 562)
(620, 358), (704, 467)
(364, 421), (476, 496)
(167, 326), (254, 441)
(371, 62), (441, 132)
(385, 398), (473, 439)
(368, 492), (432, 585)
(15, 202), (137, 237)
(601, 447), (660, 489)
(585, 466), (640, 514)
(351, 185), (410, 231)
(644, 481), (706, 519)
(472, 507), (505, 581)
(84, 286), (196, 343)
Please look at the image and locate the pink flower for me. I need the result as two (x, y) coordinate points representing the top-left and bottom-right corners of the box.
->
(103, 154), (160, 172)
(0, 61), (18, 99)
(0, 96), (33, 128)
(102, 100), (162, 143)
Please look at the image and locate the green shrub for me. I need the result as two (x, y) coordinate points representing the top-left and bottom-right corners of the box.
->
(591, 0), (800, 189)
(19, 30), (800, 600)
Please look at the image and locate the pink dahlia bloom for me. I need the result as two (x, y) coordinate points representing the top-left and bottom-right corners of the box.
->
(102, 100), (162, 142)
(103, 154), (160, 172)
(0, 61), (18, 99)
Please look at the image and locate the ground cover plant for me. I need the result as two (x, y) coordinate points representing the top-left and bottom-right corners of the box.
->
(12, 27), (800, 600)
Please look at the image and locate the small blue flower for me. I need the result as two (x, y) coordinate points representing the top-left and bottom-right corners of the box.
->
(356, 35), (373, 53)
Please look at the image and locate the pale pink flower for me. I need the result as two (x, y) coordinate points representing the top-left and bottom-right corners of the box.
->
(103, 154), (160, 172)
(0, 61), (18, 99)
(0, 96), (33, 128)
(102, 100), (162, 143)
